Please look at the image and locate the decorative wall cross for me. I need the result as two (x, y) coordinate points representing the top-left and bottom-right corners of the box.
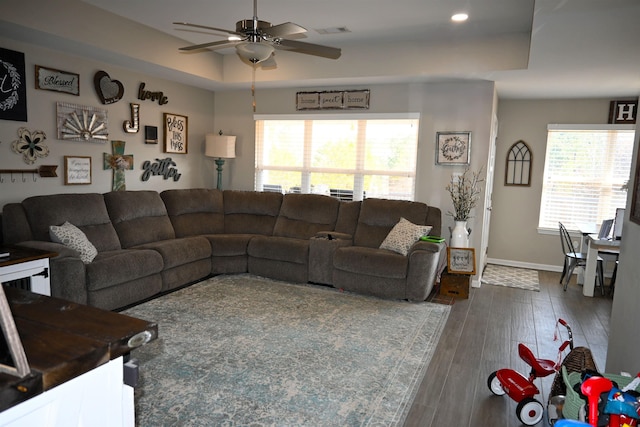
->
(103, 140), (133, 191)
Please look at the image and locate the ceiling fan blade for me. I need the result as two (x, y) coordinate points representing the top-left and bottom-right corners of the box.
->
(179, 40), (239, 52)
(264, 22), (307, 38)
(275, 39), (341, 59)
(173, 22), (243, 38)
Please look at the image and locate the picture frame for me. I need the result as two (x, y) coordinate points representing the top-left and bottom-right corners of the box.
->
(447, 247), (476, 275)
(163, 113), (188, 154)
(436, 131), (471, 165)
(35, 65), (79, 95)
(64, 156), (92, 185)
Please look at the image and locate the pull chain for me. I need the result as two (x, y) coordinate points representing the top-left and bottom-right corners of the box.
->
(252, 65), (256, 113)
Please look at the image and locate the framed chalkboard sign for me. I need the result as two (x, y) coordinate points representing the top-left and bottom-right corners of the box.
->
(163, 113), (188, 154)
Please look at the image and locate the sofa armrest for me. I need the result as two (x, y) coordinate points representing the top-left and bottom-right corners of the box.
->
(406, 242), (446, 301)
(13, 241), (79, 259)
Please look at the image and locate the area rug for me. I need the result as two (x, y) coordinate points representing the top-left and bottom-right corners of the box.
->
(124, 274), (450, 426)
(481, 264), (540, 292)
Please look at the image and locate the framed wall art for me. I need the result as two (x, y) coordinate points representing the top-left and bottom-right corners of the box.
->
(35, 65), (79, 95)
(56, 102), (108, 143)
(436, 131), (471, 165)
(64, 156), (92, 185)
(505, 140), (532, 186)
(0, 47), (28, 122)
(447, 247), (476, 275)
(163, 113), (188, 154)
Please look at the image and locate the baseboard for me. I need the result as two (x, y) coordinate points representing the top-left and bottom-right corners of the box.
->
(485, 258), (562, 273)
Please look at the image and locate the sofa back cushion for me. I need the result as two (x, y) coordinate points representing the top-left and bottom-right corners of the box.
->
(223, 190), (282, 235)
(20, 193), (121, 251)
(334, 201), (361, 237)
(353, 199), (431, 248)
(273, 194), (340, 239)
(104, 190), (175, 248)
(161, 189), (224, 237)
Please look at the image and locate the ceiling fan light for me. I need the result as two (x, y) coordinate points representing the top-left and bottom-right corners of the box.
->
(236, 42), (274, 64)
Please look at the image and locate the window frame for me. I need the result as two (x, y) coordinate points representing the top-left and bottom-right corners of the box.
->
(537, 123), (635, 234)
(254, 113), (420, 201)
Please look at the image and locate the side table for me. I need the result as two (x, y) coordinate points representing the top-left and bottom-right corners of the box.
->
(0, 247), (58, 296)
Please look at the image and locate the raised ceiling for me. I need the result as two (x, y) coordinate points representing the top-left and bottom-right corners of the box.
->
(2, 0), (639, 99)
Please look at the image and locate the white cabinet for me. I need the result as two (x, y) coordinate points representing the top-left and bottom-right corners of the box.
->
(0, 257), (51, 296)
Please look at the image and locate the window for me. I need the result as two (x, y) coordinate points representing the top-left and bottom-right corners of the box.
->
(538, 124), (635, 231)
(255, 114), (419, 200)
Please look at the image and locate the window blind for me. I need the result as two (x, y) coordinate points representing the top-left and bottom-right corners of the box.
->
(538, 125), (635, 230)
(255, 115), (419, 200)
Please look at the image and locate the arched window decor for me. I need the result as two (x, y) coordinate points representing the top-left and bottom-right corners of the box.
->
(505, 140), (532, 186)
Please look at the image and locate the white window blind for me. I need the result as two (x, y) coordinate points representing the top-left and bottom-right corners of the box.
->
(255, 114), (419, 200)
(538, 125), (635, 230)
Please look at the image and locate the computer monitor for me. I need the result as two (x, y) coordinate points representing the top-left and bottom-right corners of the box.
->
(598, 219), (613, 239)
(613, 208), (625, 240)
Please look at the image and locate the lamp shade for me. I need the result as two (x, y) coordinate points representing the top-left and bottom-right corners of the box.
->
(205, 134), (236, 158)
(236, 42), (274, 64)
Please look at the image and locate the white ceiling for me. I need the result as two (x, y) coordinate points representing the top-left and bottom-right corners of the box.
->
(6, 0), (640, 99)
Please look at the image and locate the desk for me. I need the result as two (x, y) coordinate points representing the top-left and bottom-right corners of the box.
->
(583, 235), (620, 297)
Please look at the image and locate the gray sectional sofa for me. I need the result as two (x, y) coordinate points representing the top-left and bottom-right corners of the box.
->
(1, 189), (444, 310)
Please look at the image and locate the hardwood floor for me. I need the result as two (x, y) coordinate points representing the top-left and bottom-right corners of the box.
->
(405, 270), (613, 427)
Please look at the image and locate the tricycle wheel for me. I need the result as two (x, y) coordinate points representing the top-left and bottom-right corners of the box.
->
(516, 397), (544, 425)
(487, 371), (505, 396)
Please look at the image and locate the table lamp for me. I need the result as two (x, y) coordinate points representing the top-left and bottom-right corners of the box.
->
(205, 131), (236, 190)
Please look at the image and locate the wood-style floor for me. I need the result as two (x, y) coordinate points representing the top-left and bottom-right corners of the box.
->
(405, 270), (613, 427)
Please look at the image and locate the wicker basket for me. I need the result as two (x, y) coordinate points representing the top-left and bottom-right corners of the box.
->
(562, 366), (640, 421)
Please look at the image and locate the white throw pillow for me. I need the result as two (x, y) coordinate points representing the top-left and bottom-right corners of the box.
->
(379, 217), (433, 256)
(49, 221), (98, 264)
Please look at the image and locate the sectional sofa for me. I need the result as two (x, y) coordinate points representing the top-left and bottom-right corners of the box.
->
(1, 189), (444, 310)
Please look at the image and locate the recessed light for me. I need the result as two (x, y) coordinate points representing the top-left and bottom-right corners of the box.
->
(451, 13), (468, 22)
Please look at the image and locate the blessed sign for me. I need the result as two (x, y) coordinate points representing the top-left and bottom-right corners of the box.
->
(35, 65), (79, 95)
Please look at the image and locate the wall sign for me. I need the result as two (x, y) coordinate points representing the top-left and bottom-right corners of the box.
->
(35, 65), (79, 95)
(163, 113), (188, 154)
(296, 89), (370, 110)
(138, 82), (168, 105)
(608, 99), (638, 124)
(0, 47), (28, 122)
(141, 157), (181, 182)
(435, 131), (471, 166)
(64, 156), (92, 185)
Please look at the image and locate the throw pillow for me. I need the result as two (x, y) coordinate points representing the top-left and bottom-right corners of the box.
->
(49, 221), (98, 264)
(379, 217), (433, 256)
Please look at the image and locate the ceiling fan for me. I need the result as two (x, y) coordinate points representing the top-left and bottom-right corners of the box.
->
(174, 0), (342, 68)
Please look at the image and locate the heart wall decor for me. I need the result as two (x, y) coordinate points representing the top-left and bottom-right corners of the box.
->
(94, 70), (124, 104)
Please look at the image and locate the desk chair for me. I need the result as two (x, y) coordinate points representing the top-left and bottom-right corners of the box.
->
(559, 222), (605, 294)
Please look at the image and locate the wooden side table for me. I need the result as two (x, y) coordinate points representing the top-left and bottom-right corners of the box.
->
(0, 247), (57, 296)
(439, 268), (470, 299)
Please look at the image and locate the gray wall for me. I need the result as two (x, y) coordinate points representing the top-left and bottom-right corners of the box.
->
(0, 37), (216, 207)
(490, 98), (620, 270)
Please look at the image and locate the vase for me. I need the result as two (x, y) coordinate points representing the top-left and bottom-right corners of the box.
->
(450, 220), (470, 248)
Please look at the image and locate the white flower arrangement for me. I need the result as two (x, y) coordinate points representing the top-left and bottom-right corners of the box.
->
(446, 167), (484, 221)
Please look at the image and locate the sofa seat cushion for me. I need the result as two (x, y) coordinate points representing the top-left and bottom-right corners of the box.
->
(333, 246), (408, 279)
(248, 236), (309, 264)
(86, 249), (164, 291)
(136, 236), (211, 270)
(207, 234), (254, 257)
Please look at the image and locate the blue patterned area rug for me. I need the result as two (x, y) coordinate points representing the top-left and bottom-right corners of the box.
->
(124, 274), (450, 426)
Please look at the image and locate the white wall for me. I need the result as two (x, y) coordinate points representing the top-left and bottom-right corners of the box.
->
(0, 37), (216, 208)
(214, 81), (496, 283)
(607, 119), (640, 374)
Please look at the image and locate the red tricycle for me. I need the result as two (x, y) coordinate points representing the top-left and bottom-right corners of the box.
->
(487, 318), (574, 425)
